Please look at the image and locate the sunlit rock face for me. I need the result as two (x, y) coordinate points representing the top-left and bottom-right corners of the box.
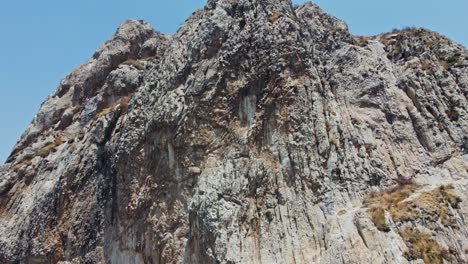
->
(1, 0), (467, 263)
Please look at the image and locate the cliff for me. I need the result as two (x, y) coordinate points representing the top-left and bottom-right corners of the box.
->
(1, 0), (467, 263)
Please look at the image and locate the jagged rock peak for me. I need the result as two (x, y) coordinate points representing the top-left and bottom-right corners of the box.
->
(206, 0), (293, 9)
(0, 0), (467, 263)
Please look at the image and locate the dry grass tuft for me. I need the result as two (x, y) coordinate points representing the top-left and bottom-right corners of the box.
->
(12, 159), (33, 172)
(368, 207), (390, 232)
(120, 95), (132, 112)
(395, 185), (460, 225)
(95, 95), (133, 120)
(366, 184), (417, 208)
(366, 184), (419, 224)
(355, 37), (370, 47)
(366, 185), (462, 262)
(438, 59), (449, 70)
(421, 59), (434, 74)
(95, 104), (119, 120)
(400, 227), (450, 264)
(329, 137), (339, 147)
(366, 184), (461, 227)
(142, 55), (160, 61)
(438, 55), (460, 70)
(36, 137), (64, 157)
(12, 137), (65, 171)
(122, 59), (145, 70)
(269, 13), (282, 23)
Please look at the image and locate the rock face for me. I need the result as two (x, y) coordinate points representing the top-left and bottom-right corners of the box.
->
(1, 0), (467, 263)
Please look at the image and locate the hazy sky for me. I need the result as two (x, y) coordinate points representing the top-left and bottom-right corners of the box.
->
(0, 0), (467, 163)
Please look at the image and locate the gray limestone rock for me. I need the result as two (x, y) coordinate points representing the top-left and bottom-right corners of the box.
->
(1, 1), (467, 263)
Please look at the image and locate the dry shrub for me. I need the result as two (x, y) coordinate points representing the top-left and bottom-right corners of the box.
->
(365, 184), (462, 262)
(122, 59), (145, 70)
(421, 60), (433, 74)
(120, 95), (132, 112)
(366, 184), (417, 208)
(438, 185), (461, 208)
(95, 95), (133, 120)
(394, 185), (461, 225)
(355, 37), (369, 47)
(95, 104), (120, 120)
(142, 55), (160, 61)
(400, 228), (450, 264)
(12, 137), (65, 171)
(36, 137), (64, 157)
(439, 56), (462, 70)
(368, 207), (390, 232)
(365, 184), (415, 230)
(438, 59), (449, 70)
(269, 13), (282, 23)
(350, 116), (362, 125)
(379, 35), (391, 46)
(446, 108), (460, 122)
(366, 184), (461, 227)
(12, 159), (33, 172)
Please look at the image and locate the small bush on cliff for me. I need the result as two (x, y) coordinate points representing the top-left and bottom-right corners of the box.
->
(269, 13), (282, 23)
(368, 207), (390, 232)
(400, 228), (450, 264)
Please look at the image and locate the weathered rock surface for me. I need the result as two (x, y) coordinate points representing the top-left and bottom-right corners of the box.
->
(1, 0), (467, 263)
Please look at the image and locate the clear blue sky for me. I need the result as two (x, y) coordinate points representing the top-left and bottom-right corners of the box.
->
(1, 0), (467, 164)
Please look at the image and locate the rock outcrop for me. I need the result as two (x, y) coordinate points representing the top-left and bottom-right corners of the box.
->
(1, 0), (467, 263)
